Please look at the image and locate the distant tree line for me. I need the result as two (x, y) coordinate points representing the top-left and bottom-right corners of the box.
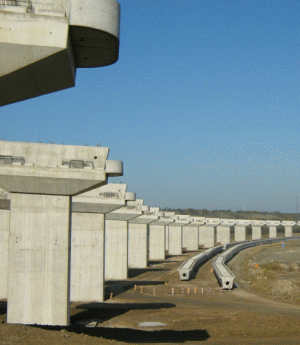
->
(161, 207), (300, 222)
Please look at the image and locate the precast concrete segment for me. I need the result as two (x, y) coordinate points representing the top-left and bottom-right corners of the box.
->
(0, 141), (122, 195)
(205, 218), (221, 226)
(182, 223), (199, 251)
(213, 237), (299, 289)
(220, 219), (236, 226)
(0, 0), (121, 106)
(199, 225), (216, 248)
(8, 193), (71, 325)
(0, 141), (121, 326)
(178, 245), (224, 280)
(104, 206), (142, 280)
(168, 220), (190, 255)
(148, 217), (174, 261)
(128, 212), (158, 268)
(216, 225), (231, 245)
(0, 194), (9, 299)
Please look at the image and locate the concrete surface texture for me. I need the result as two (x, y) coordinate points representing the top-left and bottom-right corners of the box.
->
(0, 190), (9, 300)
(199, 225), (216, 248)
(252, 225), (262, 240)
(8, 193), (71, 326)
(0, 0), (120, 106)
(70, 212), (105, 302)
(282, 221), (296, 237)
(235, 219), (251, 226)
(234, 225), (246, 242)
(205, 218), (221, 225)
(148, 216), (174, 261)
(104, 205), (142, 280)
(0, 141), (122, 195)
(285, 226), (294, 237)
(216, 225), (231, 245)
(128, 210), (158, 268)
(220, 219), (236, 225)
(0, 141), (121, 326)
(71, 184), (134, 302)
(182, 221), (199, 251)
(168, 218), (190, 255)
(266, 221), (281, 238)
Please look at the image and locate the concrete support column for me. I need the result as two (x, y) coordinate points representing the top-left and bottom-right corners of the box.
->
(216, 225), (231, 245)
(234, 226), (246, 242)
(252, 226), (262, 240)
(105, 219), (128, 280)
(8, 193), (71, 325)
(199, 225), (216, 248)
(165, 226), (169, 251)
(0, 197), (10, 299)
(269, 226), (277, 238)
(182, 225), (199, 251)
(70, 213), (105, 302)
(0, 141), (122, 326)
(285, 226), (293, 237)
(128, 223), (148, 268)
(148, 225), (165, 260)
(168, 226), (182, 255)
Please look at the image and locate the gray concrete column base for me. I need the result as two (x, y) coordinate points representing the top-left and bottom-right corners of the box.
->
(0, 208), (9, 299)
(128, 224), (148, 268)
(168, 227), (182, 255)
(104, 219), (128, 280)
(235, 226), (246, 242)
(8, 193), (71, 326)
(71, 213), (105, 302)
(148, 226), (165, 261)
(285, 226), (293, 237)
(252, 226), (262, 240)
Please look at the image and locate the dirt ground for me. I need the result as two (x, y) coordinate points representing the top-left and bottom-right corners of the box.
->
(1, 241), (300, 344)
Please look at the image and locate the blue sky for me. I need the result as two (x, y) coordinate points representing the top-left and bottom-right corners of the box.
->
(2, 0), (300, 212)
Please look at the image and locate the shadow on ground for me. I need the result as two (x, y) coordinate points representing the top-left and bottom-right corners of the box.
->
(71, 302), (176, 324)
(128, 268), (171, 278)
(36, 324), (210, 343)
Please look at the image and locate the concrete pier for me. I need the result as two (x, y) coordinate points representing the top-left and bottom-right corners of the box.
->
(163, 212), (175, 252)
(282, 221), (296, 237)
(251, 221), (265, 240)
(0, 141), (122, 326)
(168, 215), (190, 255)
(71, 184), (135, 302)
(266, 221), (281, 238)
(182, 217), (204, 251)
(148, 213), (174, 261)
(128, 208), (158, 269)
(0, 188), (9, 300)
(234, 220), (250, 242)
(199, 225), (216, 248)
(216, 225), (231, 245)
(105, 205), (142, 280)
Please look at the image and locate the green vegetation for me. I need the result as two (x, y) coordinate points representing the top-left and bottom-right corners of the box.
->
(162, 207), (300, 222)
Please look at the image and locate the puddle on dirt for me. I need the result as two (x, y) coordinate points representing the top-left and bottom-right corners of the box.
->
(138, 322), (167, 327)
